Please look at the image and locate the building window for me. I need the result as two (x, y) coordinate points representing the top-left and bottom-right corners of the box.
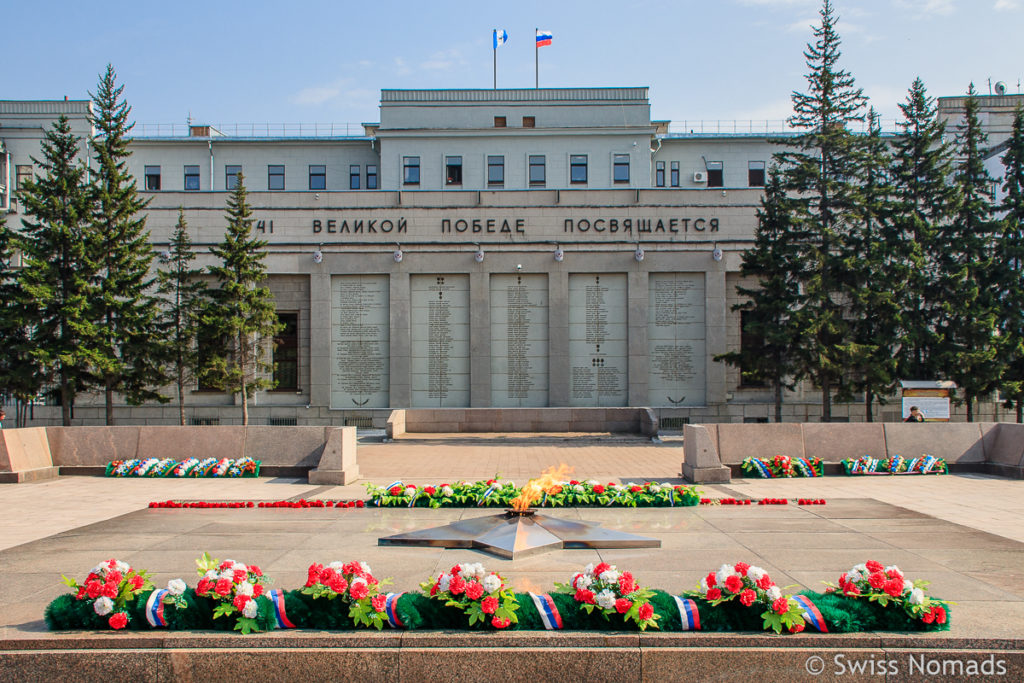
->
(522, 116), (535, 128)
(613, 154), (630, 184)
(670, 161), (680, 187)
(655, 161), (665, 187)
(739, 310), (767, 388)
(494, 116), (506, 128)
(184, 165), (200, 191)
(225, 165), (241, 191)
(367, 165), (378, 189)
(15, 165), (32, 189)
(268, 165), (285, 191)
(144, 165), (161, 191)
(309, 165), (326, 190)
(446, 156), (463, 186)
(349, 164), (360, 190)
(570, 155), (588, 184)
(403, 157), (420, 185)
(529, 155), (546, 187)
(272, 313), (299, 392)
(706, 161), (723, 188)
(487, 155), (504, 186)
(748, 161), (766, 187)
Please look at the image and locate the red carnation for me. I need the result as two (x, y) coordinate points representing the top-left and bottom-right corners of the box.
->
(838, 573), (848, 588)
(772, 597), (790, 615)
(197, 578), (212, 595)
(705, 572), (717, 588)
(886, 568), (903, 580)
(491, 616), (510, 629)
(219, 561), (233, 571)
(867, 572), (886, 590)
(106, 570), (122, 585)
(756, 575), (773, 591)
(921, 611), (935, 624)
(481, 596), (499, 614)
(844, 584), (861, 596)
(430, 582), (439, 596)
(487, 479), (497, 485)
(253, 583), (264, 597)
(86, 581), (104, 600)
(630, 485), (642, 493)
(233, 594), (249, 611)
(739, 589), (756, 607)
(637, 602), (654, 621)
(593, 563), (611, 576)
(569, 480), (579, 486)
(932, 606), (947, 624)
(129, 575), (145, 590)
(372, 595), (387, 613)
(76, 587), (87, 600)
(724, 575), (744, 594)
(328, 576), (349, 594)
(706, 588), (722, 601)
(214, 578), (232, 596)
(250, 565), (263, 577)
(884, 578), (904, 598)
(593, 484), (605, 494)
(789, 623), (805, 633)
(102, 583), (118, 599)
(615, 598), (632, 614)
(233, 569), (247, 583)
(618, 573), (636, 595)
(575, 589), (595, 604)
(734, 562), (750, 576)
(865, 560), (884, 574)
(108, 612), (128, 630)
(465, 581), (484, 600)
(448, 575), (466, 596)
(356, 501), (365, 508)
(350, 581), (369, 600)
(424, 486), (436, 495)
(389, 486), (402, 496)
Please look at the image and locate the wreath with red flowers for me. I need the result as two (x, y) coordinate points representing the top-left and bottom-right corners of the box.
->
(302, 560), (392, 629)
(420, 563), (519, 629)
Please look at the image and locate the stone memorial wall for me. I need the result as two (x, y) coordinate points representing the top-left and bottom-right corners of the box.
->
(568, 273), (628, 407)
(648, 273), (706, 406)
(489, 274), (549, 407)
(411, 274), (470, 407)
(330, 275), (390, 409)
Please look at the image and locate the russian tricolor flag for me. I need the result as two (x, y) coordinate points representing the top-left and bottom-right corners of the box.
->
(536, 30), (553, 47)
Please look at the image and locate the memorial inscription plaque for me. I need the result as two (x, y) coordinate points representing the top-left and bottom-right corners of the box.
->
(490, 274), (549, 407)
(330, 275), (390, 409)
(648, 273), (706, 406)
(568, 273), (628, 406)
(411, 274), (470, 407)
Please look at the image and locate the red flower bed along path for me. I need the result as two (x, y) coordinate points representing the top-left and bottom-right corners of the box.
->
(148, 498), (825, 510)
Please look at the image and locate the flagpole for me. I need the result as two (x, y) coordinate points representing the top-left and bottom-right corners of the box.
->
(535, 28), (538, 89)
(493, 39), (497, 90)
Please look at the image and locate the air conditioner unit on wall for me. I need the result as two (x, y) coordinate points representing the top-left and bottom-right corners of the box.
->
(693, 171), (707, 183)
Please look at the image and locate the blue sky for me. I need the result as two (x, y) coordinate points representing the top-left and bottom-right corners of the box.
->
(5, 0), (1022, 129)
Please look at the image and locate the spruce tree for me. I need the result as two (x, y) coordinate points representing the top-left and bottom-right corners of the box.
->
(202, 173), (282, 425)
(0, 212), (42, 428)
(776, 0), (867, 421)
(156, 209), (208, 425)
(936, 84), (1002, 421)
(889, 78), (957, 379)
(842, 109), (901, 421)
(997, 105), (1024, 422)
(89, 64), (167, 423)
(16, 115), (98, 425)
(715, 166), (803, 422)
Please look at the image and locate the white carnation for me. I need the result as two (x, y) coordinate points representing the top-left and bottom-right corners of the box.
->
(115, 561), (130, 574)
(439, 573), (451, 592)
(847, 569), (863, 584)
(574, 485), (585, 494)
(595, 589), (617, 610)
(852, 564), (867, 574)
(483, 574), (502, 593)
(242, 599), (258, 618)
(903, 580), (914, 594)
(575, 574), (593, 590)
(599, 570), (620, 584)
(649, 485), (662, 494)
(236, 581), (254, 597)
(909, 588), (925, 605)
(90, 564), (106, 576)
(441, 485), (454, 496)
(219, 571), (235, 582)
(329, 561), (345, 571)
(93, 596), (114, 616)
(700, 578), (709, 592)
(360, 562), (372, 577)
(405, 486), (417, 497)
(747, 566), (766, 582)
(661, 482), (673, 488)
(716, 564), (738, 586)
(205, 569), (219, 580)
(167, 579), (186, 596)
(351, 577), (368, 591)
(584, 563), (595, 576)
(766, 586), (782, 601)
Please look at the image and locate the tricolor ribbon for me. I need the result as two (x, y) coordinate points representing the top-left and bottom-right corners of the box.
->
(606, 489), (624, 506)
(145, 588), (169, 627)
(378, 481), (403, 506)
(793, 594), (828, 632)
(529, 592), (563, 630)
(888, 455), (904, 473)
(673, 596), (701, 630)
(477, 485), (497, 506)
(906, 457), (920, 473)
(385, 592), (405, 629)
(751, 459), (773, 478)
(921, 455), (937, 473)
(796, 457), (818, 477)
(269, 588), (295, 629)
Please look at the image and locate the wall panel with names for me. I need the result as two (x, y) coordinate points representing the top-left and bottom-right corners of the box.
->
(490, 274), (549, 407)
(568, 273), (628, 406)
(330, 275), (390, 409)
(648, 273), (706, 406)
(411, 274), (470, 407)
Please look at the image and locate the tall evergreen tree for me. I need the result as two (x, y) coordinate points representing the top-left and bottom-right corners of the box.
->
(202, 173), (282, 425)
(841, 109), (901, 421)
(997, 105), (1024, 422)
(936, 84), (1002, 421)
(716, 166), (803, 422)
(16, 116), (98, 425)
(776, 0), (867, 421)
(89, 64), (166, 423)
(889, 77), (957, 379)
(156, 209), (208, 425)
(0, 212), (42, 428)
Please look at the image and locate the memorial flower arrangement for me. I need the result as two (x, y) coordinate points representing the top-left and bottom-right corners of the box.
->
(302, 560), (392, 629)
(106, 457), (260, 478)
(421, 563), (519, 629)
(741, 455), (823, 478)
(365, 478), (700, 508)
(690, 562), (807, 634)
(825, 560), (953, 626)
(841, 455), (947, 475)
(60, 558), (154, 629)
(557, 562), (659, 631)
(194, 552), (271, 633)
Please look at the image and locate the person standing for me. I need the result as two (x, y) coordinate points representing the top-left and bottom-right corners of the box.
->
(904, 406), (925, 423)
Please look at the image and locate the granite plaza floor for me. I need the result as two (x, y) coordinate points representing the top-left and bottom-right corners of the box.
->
(1, 438), (1023, 646)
